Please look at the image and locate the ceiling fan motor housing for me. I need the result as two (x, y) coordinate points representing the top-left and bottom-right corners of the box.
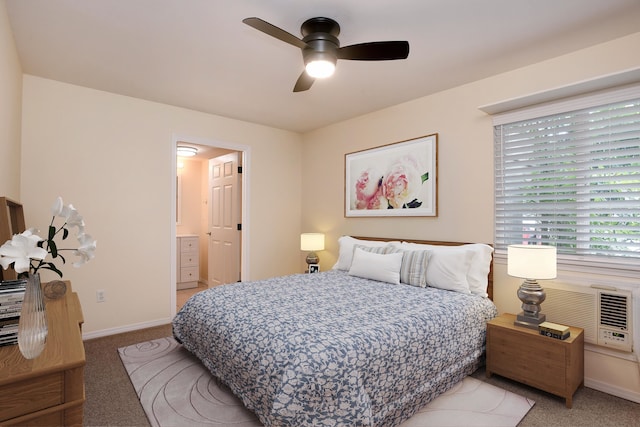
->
(301, 17), (340, 66)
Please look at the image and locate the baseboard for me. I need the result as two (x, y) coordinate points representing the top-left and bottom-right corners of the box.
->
(585, 377), (640, 403)
(81, 317), (172, 340)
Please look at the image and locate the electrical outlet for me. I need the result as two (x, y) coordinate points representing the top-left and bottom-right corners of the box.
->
(96, 290), (106, 303)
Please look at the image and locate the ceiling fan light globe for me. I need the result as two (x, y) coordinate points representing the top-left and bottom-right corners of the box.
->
(305, 60), (335, 78)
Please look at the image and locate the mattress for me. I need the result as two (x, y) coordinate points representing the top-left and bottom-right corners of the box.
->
(172, 270), (498, 427)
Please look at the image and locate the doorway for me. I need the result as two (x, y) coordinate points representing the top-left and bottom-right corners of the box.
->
(171, 136), (250, 316)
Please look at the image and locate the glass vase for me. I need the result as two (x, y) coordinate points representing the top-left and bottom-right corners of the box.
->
(18, 273), (48, 359)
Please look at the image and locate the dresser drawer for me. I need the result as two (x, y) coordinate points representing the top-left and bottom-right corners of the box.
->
(180, 252), (198, 267)
(180, 267), (199, 283)
(0, 372), (63, 421)
(180, 237), (198, 253)
(6, 410), (62, 426)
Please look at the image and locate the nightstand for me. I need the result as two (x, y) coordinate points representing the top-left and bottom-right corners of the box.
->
(486, 313), (584, 408)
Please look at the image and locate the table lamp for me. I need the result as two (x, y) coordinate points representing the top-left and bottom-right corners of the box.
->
(507, 244), (557, 329)
(300, 233), (325, 268)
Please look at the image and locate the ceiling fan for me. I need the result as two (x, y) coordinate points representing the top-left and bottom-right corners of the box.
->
(242, 17), (410, 92)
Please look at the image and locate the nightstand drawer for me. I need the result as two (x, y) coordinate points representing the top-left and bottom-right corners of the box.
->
(488, 328), (566, 394)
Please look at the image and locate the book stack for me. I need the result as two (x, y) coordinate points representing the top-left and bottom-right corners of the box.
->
(0, 279), (27, 347)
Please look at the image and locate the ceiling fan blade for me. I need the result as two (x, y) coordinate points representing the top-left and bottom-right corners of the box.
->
(242, 17), (307, 49)
(293, 71), (315, 92)
(337, 41), (409, 61)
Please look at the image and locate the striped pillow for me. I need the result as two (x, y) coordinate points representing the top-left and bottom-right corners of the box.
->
(390, 249), (431, 287)
(353, 244), (393, 256)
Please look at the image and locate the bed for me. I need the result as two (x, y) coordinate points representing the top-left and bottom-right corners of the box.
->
(172, 237), (498, 427)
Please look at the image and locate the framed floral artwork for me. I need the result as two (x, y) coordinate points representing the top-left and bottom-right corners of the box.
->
(345, 134), (438, 217)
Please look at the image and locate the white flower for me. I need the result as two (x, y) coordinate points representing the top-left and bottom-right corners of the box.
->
(0, 229), (47, 273)
(73, 233), (97, 267)
(51, 196), (64, 217)
(0, 197), (96, 278)
(63, 208), (85, 234)
(52, 196), (85, 232)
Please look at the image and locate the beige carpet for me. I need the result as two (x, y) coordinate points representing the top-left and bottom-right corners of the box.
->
(118, 337), (534, 427)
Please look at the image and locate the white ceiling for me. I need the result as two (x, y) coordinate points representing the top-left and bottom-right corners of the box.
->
(6, 0), (640, 133)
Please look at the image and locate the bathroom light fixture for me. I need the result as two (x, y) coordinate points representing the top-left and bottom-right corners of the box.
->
(177, 146), (198, 157)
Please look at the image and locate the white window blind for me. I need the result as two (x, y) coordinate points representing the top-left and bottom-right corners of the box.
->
(494, 97), (640, 271)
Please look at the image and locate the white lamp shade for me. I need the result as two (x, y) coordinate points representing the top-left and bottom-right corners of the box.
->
(300, 233), (325, 251)
(507, 245), (557, 279)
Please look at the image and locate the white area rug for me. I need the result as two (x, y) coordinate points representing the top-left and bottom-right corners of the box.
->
(118, 337), (534, 427)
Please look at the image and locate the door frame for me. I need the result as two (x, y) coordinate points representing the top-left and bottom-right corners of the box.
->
(170, 134), (251, 316)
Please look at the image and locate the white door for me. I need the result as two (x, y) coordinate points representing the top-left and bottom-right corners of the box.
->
(208, 153), (241, 286)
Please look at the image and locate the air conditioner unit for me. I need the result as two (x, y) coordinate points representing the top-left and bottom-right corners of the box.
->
(542, 282), (633, 352)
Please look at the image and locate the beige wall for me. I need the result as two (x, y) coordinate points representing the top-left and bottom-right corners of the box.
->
(20, 75), (302, 335)
(0, 1), (22, 199)
(176, 157), (203, 236)
(301, 32), (640, 402)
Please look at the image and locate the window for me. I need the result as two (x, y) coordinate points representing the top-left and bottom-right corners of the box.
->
(494, 91), (640, 272)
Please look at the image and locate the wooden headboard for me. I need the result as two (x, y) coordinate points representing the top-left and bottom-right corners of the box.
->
(353, 236), (494, 300)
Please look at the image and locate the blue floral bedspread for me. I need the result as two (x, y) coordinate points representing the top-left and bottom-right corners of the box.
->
(172, 270), (498, 427)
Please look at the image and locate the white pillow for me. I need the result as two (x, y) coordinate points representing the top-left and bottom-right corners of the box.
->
(395, 242), (493, 296)
(462, 244), (494, 297)
(332, 236), (397, 271)
(426, 249), (474, 293)
(348, 248), (403, 285)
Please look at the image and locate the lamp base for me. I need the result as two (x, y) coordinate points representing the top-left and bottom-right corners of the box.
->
(514, 311), (546, 330)
(305, 252), (319, 265)
(514, 278), (547, 330)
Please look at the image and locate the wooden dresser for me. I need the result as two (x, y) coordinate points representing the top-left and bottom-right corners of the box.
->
(0, 282), (85, 426)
